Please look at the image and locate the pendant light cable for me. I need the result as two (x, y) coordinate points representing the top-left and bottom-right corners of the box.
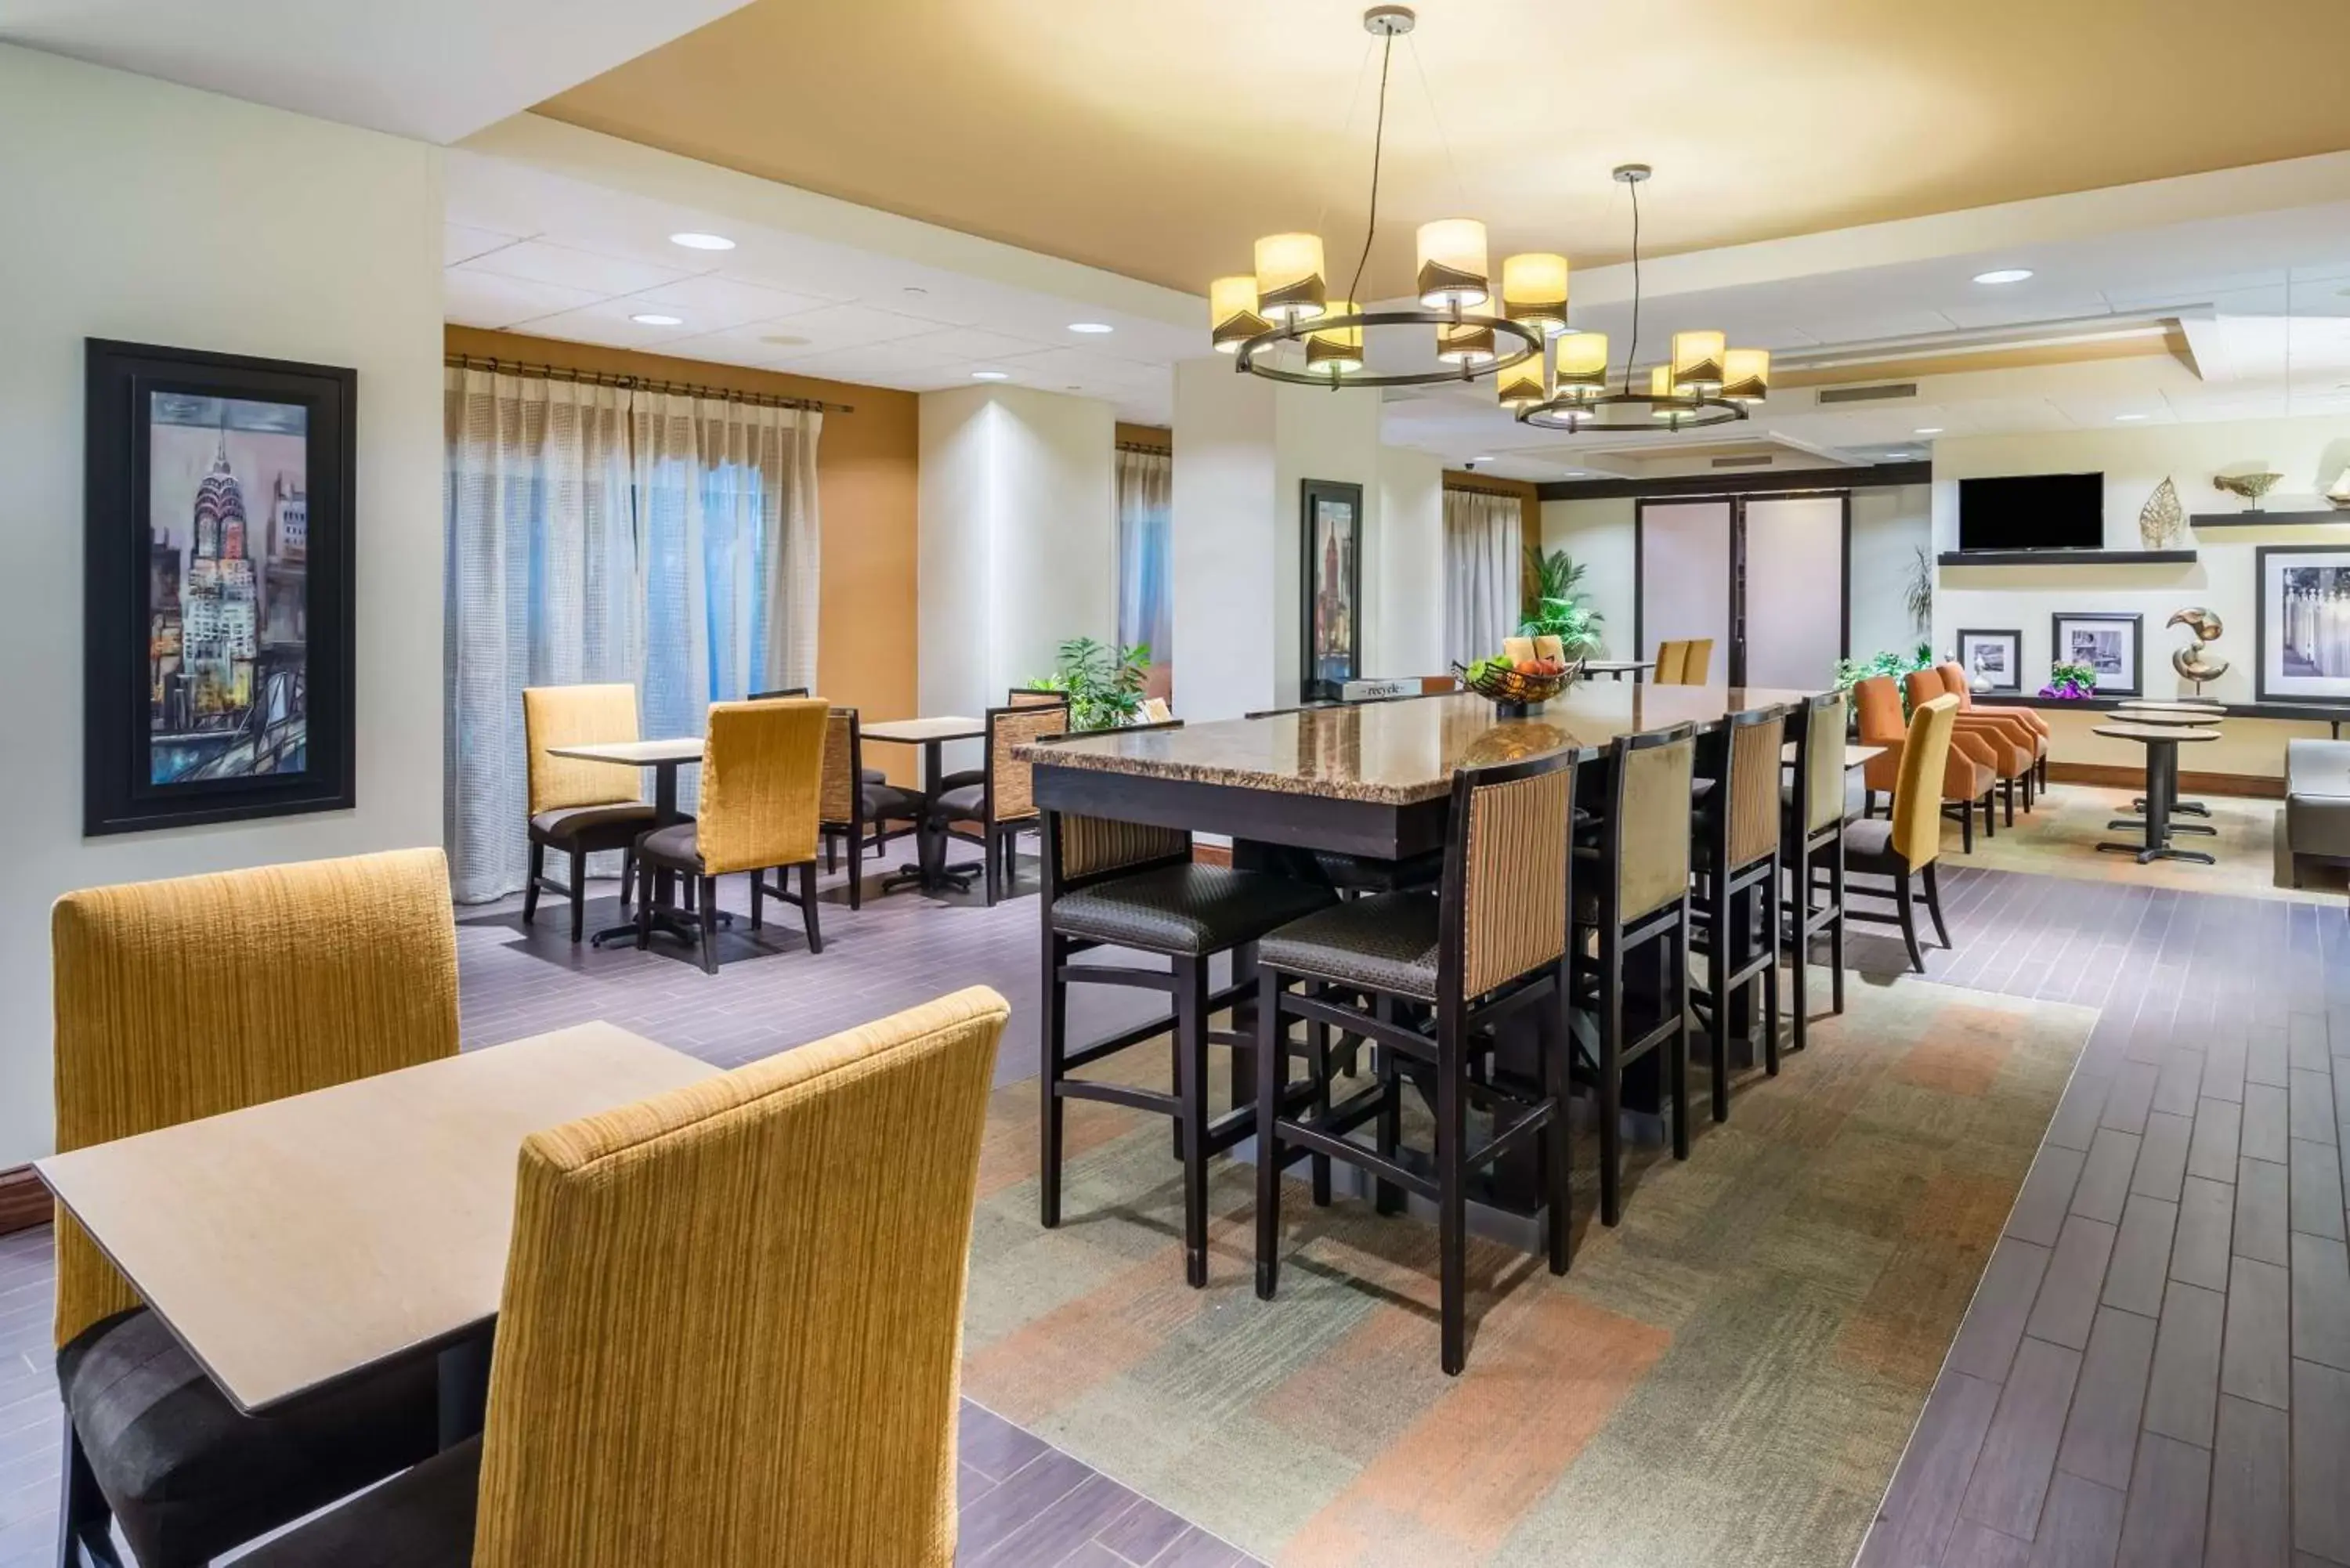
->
(1622, 177), (1643, 396)
(1342, 32), (1394, 313)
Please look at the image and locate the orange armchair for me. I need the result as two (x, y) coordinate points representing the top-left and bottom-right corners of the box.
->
(1853, 675), (1998, 852)
(1937, 663), (2050, 791)
(1907, 669), (2035, 826)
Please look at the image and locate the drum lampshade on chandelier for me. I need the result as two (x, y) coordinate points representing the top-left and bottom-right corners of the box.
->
(1208, 6), (1765, 432)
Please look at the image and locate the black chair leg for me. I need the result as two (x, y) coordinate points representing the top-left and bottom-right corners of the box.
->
(1923, 859), (1951, 948)
(1982, 790), (1996, 839)
(1542, 962), (1572, 1277)
(1372, 996), (1404, 1216)
(1895, 866), (1925, 973)
(57, 1416), (119, 1568)
(1598, 926), (1624, 1227)
(1668, 914), (1691, 1162)
(1705, 887), (1729, 1124)
(1761, 864), (1781, 1077)
(1039, 930), (1067, 1229)
(522, 843), (544, 926)
(634, 854), (654, 950)
(983, 826), (1001, 907)
(750, 871), (764, 930)
(1254, 967), (1284, 1301)
(619, 847), (635, 912)
(799, 862), (823, 954)
(1436, 1009), (1468, 1376)
(1174, 957), (1210, 1288)
(1786, 860), (1809, 1056)
(1960, 801), (1973, 854)
(696, 874), (720, 974)
(1828, 840), (1847, 1016)
(568, 847), (588, 943)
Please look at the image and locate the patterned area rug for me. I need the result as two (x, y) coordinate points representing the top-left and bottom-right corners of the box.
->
(960, 975), (2094, 1568)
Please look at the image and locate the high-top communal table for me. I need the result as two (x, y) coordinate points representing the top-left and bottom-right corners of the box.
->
(1025, 685), (1828, 1200)
(2095, 721), (2222, 864)
(37, 1025), (718, 1440)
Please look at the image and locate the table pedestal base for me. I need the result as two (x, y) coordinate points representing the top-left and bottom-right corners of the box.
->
(2096, 840), (2216, 865)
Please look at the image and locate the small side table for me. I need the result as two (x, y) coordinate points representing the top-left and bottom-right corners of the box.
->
(2095, 723), (2222, 864)
(2115, 703), (2225, 824)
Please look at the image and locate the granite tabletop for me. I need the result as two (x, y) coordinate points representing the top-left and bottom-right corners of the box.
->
(1021, 686), (1824, 806)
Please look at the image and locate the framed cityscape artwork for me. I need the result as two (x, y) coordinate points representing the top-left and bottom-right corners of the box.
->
(1299, 478), (1362, 701)
(84, 340), (356, 835)
(1954, 627), (2022, 695)
(2254, 544), (2350, 703)
(2050, 611), (2142, 698)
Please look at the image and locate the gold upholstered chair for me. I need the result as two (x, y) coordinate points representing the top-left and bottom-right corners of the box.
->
(934, 701), (1071, 905)
(51, 849), (457, 1568)
(1676, 638), (1715, 685)
(237, 988), (1012, 1568)
(635, 698), (830, 972)
(1842, 693), (1961, 973)
(522, 684), (657, 942)
(1252, 746), (1578, 1375)
(1650, 639), (1687, 684)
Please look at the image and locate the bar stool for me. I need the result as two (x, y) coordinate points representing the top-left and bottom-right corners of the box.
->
(1037, 814), (1338, 1287)
(1781, 690), (1850, 1053)
(1252, 746), (1578, 1375)
(1690, 704), (1786, 1115)
(1842, 695), (1961, 972)
(1572, 723), (1697, 1226)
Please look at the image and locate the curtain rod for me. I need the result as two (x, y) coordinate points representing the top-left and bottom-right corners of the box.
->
(1115, 440), (1173, 457)
(444, 352), (853, 414)
(1444, 478), (1531, 500)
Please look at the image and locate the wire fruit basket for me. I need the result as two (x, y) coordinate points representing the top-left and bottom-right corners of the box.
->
(1455, 658), (1578, 717)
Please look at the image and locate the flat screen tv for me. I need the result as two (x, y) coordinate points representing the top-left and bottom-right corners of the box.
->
(1958, 472), (2104, 552)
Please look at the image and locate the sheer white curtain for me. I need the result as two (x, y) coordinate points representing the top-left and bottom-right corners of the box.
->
(1444, 487), (1523, 667)
(1115, 446), (1173, 685)
(443, 371), (823, 901)
(443, 367), (637, 904)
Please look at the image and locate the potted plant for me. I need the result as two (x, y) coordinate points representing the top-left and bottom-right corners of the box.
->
(2038, 660), (2098, 700)
(1520, 547), (1605, 659)
(1020, 637), (1151, 731)
(1832, 642), (1939, 714)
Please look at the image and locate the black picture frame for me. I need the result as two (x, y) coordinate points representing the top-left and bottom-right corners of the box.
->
(2253, 543), (2350, 704)
(1300, 478), (1363, 701)
(85, 339), (356, 836)
(1954, 627), (2023, 695)
(2049, 611), (2142, 698)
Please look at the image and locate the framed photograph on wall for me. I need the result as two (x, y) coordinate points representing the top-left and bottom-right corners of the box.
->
(2254, 544), (2350, 704)
(1300, 478), (1362, 701)
(85, 339), (356, 836)
(1954, 627), (2023, 695)
(2050, 611), (2142, 698)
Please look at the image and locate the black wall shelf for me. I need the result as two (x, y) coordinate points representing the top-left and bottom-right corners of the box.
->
(2188, 510), (2349, 529)
(1968, 695), (2346, 724)
(1936, 549), (2196, 568)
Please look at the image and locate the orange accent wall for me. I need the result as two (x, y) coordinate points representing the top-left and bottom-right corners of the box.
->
(444, 327), (919, 780)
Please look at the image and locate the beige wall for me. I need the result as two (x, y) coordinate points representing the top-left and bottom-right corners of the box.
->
(445, 327), (920, 781)
(1539, 497), (1636, 660)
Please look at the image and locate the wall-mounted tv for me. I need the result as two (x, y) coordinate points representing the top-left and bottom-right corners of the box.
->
(1958, 472), (2105, 552)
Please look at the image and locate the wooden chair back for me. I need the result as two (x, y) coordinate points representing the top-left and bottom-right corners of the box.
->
(470, 988), (1010, 1568)
(698, 699), (828, 875)
(1440, 749), (1577, 1000)
(523, 684), (643, 815)
(50, 849), (459, 1345)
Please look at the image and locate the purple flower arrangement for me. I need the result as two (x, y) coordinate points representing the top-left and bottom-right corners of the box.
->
(2037, 660), (2098, 699)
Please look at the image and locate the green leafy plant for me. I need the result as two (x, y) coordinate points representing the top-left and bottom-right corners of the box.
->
(1905, 546), (1934, 636)
(1021, 637), (1151, 730)
(1833, 641), (1940, 714)
(1518, 547), (1606, 659)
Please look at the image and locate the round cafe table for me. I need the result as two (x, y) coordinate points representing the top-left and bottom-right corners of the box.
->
(2095, 723), (2222, 864)
(2116, 703), (2224, 824)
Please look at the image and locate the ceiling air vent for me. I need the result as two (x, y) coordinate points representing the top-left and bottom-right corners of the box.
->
(1710, 455), (1773, 468)
(1816, 382), (1920, 405)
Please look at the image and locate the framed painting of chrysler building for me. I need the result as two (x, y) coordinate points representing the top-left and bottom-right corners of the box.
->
(84, 341), (356, 835)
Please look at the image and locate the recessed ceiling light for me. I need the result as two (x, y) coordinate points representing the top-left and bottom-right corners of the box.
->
(630, 313), (684, 327)
(1067, 322), (1114, 334)
(1473, 455), (1495, 462)
(1914, 427), (1943, 435)
(2114, 412), (2149, 421)
(668, 232), (734, 251)
(1565, 470), (1589, 477)
(902, 285), (928, 296)
(971, 370), (1010, 381)
(1972, 268), (2033, 285)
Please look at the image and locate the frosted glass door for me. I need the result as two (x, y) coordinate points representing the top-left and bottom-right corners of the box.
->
(1742, 496), (1846, 690)
(1639, 500), (1732, 675)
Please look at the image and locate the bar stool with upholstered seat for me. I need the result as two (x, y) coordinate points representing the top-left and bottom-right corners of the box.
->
(522, 683), (657, 941)
(1781, 690), (1850, 1053)
(634, 698), (830, 972)
(1037, 814), (1339, 1287)
(1843, 694), (1961, 973)
(1572, 723), (1697, 1226)
(1688, 703), (1785, 1115)
(1251, 746), (1577, 1375)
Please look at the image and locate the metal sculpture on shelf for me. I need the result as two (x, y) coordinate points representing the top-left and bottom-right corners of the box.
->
(2138, 476), (2183, 547)
(2213, 471), (2283, 511)
(2167, 605), (2228, 692)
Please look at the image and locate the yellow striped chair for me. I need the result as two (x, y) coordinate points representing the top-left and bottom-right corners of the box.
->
(522, 684), (656, 942)
(237, 988), (1011, 1568)
(52, 849), (457, 1568)
(1251, 744), (1578, 1375)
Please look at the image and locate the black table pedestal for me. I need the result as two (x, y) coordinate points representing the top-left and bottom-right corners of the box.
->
(880, 737), (984, 895)
(2098, 738), (2214, 865)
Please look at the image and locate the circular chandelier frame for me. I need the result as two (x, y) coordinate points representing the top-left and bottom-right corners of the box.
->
(1237, 308), (1545, 389)
(1515, 389), (1750, 433)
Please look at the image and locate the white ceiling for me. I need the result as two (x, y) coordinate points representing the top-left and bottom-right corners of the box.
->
(0, 0), (747, 143)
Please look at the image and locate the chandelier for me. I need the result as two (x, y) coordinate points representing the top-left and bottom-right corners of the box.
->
(1206, 5), (1552, 390)
(1513, 166), (1766, 432)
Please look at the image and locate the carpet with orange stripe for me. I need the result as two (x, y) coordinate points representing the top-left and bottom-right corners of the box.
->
(960, 975), (2092, 1568)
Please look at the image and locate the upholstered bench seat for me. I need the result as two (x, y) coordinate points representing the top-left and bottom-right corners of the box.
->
(2286, 738), (2350, 887)
(60, 1308), (439, 1568)
(1258, 891), (1439, 1000)
(1050, 865), (1335, 956)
